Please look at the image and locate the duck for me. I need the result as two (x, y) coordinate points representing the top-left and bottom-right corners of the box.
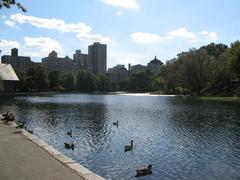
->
(2, 111), (9, 117)
(64, 142), (74, 150)
(113, 121), (119, 126)
(136, 164), (152, 177)
(24, 126), (33, 134)
(124, 140), (134, 152)
(27, 130), (33, 134)
(67, 130), (72, 137)
(16, 122), (25, 129)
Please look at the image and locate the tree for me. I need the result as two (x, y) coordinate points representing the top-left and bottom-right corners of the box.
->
(76, 71), (99, 92)
(62, 73), (75, 91)
(128, 70), (155, 92)
(98, 74), (111, 92)
(0, 0), (26, 12)
(48, 71), (61, 90)
(0, 79), (3, 93)
(228, 40), (240, 79)
(200, 43), (228, 58)
(25, 65), (49, 92)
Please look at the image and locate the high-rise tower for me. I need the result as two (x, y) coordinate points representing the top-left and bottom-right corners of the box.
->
(88, 42), (107, 75)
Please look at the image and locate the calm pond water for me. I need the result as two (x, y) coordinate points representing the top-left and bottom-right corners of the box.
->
(1, 94), (240, 180)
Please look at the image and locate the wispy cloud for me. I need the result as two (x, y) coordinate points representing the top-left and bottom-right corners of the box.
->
(4, 20), (16, 27)
(132, 27), (218, 44)
(9, 13), (110, 44)
(101, 0), (139, 9)
(167, 27), (196, 40)
(23, 37), (63, 57)
(0, 39), (20, 49)
(131, 32), (162, 43)
(116, 11), (123, 16)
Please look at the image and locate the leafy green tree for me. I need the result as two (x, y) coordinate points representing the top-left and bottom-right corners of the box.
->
(76, 71), (99, 92)
(228, 40), (240, 79)
(48, 71), (61, 90)
(0, 79), (4, 93)
(0, 0), (26, 12)
(128, 70), (155, 92)
(62, 73), (75, 91)
(25, 65), (49, 92)
(98, 74), (111, 92)
(200, 43), (228, 58)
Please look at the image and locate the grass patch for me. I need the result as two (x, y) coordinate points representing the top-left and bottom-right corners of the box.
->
(200, 96), (240, 102)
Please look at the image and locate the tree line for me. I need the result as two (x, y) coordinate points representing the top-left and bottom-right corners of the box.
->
(14, 67), (112, 93)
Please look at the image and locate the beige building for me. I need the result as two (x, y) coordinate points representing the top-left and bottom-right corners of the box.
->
(1, 48), (32, 75)
(88, 42), (107, 75)
(42, 51), (79, 73)
(73, 50), (88, 67)
(147, 56), (163, 75)
(107, 65), (128, 82)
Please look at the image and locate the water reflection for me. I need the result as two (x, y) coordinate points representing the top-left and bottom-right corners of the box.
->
(0, 94), (240, 179)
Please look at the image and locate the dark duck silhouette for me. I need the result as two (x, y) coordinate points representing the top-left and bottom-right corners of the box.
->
(67, 130), (72, 137)
(113, 121), (119, 126)
(64, 142), (74, 150)
(16, 122), (25, 129)
(124, 140), (134, 152)
(2, 111), (9, 117)
(136, 164), (152, 177)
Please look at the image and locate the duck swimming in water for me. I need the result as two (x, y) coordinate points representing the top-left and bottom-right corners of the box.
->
(124, 140), (134, 152)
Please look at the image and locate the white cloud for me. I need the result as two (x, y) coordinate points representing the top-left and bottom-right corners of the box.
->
(10, 13), (111, 44)
(131, 32), (162, 43)
(0, 40), (20, 49)
(116, 11), (123, 16)
(77, 33), (111, 44)
(5, 20), (16, 27)
(23, 37), (63, 57)
(132, 27), (218, 44)
(167, 27), (196, 40)
(101, 0), (139, 9)
(199, 30), (218, 42)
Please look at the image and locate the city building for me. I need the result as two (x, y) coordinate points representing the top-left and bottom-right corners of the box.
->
(1, 48), (32, 75)
(107, 64), (128, 82)
(42, 51), (79, 73)
(0, 63), (19, 93)
(73, 50), (88, 67)
(147, 56), (163, 75)
(130, 64), (147, 74)
(88, 42), (107, 75)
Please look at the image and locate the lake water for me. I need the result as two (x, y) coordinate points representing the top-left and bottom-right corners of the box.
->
(1, 94), (240, 180)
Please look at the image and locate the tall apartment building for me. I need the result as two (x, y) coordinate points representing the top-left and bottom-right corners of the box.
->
(88, 42), (107, 75)
(1, 48), (32, 75)
(42, 51), (79, 72)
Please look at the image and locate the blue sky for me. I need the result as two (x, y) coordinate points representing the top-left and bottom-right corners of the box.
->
(0, 0), (240, 68)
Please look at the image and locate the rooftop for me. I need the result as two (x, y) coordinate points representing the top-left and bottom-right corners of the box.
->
(0, 63), (19, 81)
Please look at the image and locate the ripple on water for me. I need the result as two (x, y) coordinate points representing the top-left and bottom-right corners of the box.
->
(1, 94), (240, 180)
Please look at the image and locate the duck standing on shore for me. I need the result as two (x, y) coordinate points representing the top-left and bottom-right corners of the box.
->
(16, 122), (25, 129)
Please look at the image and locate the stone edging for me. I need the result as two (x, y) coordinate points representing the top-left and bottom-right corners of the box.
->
(10, 122), (105, 180)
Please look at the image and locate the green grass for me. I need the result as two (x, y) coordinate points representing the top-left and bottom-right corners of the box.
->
(199, 96), (240, 102)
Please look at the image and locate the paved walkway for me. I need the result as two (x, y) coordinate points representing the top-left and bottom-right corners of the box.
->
(0, 120), (103, 180)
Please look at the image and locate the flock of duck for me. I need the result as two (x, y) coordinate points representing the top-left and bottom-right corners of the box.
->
(64, 120), (152, 177)
(1, 111), (152, 177)
(1, 111), (33, 134)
